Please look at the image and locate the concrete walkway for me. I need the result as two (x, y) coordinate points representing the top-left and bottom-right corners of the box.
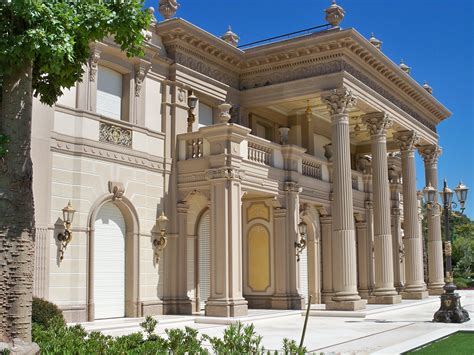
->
(76, 291), (474, 354)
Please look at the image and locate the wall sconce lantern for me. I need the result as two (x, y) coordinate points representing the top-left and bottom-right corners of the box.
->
(187, 90), (198, 133)
(295, 221), (307, 262)
(57, 201), (76, 260)
(153, 211), (169, 262)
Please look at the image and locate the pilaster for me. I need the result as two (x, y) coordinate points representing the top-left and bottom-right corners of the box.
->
(362, 112), (400, 304)
(320, 215), (334, 303)
(418, 145), (445, 295)
(394, 131), (428, 299)
(322, 88), (365, 311)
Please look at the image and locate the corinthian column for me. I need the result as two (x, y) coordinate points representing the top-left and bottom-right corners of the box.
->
(362, 112), (401, 304)
(394, 131), (428, 299)
(321, 88), (365, 311)
(419, 145), (445, 295)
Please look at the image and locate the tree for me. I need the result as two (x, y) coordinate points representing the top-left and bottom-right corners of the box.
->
(0, 0), (150, 345)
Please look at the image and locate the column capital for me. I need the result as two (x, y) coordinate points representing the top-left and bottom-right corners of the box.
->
(362, 112), (393, 136)
(394, 130), (419, 151)
(321, 87), (357, 116)
(418, 144), (442, 166)
(283, 181), (302, 193)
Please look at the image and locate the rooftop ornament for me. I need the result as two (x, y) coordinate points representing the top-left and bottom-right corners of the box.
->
(423, 81), (433, 94)
(324, 0), (345, 28)
(399, 59), (411, 75)
(221, 25), (240, 47)
(369, 32), (382, 50)
(159, 0), (179, 20)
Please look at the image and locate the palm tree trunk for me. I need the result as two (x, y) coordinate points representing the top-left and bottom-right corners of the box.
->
(0, 62), (35, 343)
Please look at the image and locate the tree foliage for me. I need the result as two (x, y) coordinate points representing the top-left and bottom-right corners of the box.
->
(0, 0), (151, 106)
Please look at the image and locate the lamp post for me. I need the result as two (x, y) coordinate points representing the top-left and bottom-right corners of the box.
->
(423, 179), (470, 323)
(57, 201), (76, 260)
(295, 221), (308, 262)
(187, 90), (198, 132)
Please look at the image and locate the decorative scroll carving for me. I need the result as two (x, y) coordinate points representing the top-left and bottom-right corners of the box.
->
(206, 167), (245, 180)
(89, 47), (101, 82)
(321, 87), (357, 116)
(108, 181), (125, 200)
(134, 65), (147, 97)
(394, 130), (419, 151)
(418, 145), (442, 166)
(99, 122), (132, 147)
(362, 112), (393, 136)
(283, 181), (301, 193)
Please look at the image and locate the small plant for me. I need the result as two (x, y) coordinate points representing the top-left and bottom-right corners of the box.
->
(139, 315), (158, 340)
(166, 327), (206, 354)
(32, 297), (65, 329)
(282, 338), (307, 355)
(204, 321), (264, 354)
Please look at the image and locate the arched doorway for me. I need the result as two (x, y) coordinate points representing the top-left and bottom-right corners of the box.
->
(197, 210), (211, 310)
(93, 202), (126, 319)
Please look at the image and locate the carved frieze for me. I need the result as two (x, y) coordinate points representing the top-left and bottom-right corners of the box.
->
(99, 122), (132, 147)
(206, 167), (245, 180)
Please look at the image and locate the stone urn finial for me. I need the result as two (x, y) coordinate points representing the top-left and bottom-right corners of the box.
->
(159, 0), (179, 20)
(323, 143), (333, 161)
(218, 102), (232, 123)
(369, 32), (382, 50)
(221, 25), (240, 47)
(423, 81), (433, 94)
(325, 0), (345, 27)
(399, 59), (411, 75)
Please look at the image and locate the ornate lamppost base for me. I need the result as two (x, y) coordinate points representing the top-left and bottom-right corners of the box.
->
(433, 292), (470, 323)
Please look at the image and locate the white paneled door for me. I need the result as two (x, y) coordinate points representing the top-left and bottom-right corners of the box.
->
(94, 202), (126, 319)
(299, 246), (309, 304)
(198, 211), (211, 310)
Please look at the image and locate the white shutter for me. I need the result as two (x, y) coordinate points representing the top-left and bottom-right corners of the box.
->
(97, 66), (122, 120)
(299, 247), (309, 304)
(198, 211), (211, 310)
(94, 202), (126, 319)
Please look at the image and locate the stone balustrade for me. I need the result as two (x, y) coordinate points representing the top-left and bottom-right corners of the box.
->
(177, 124), (362, 189)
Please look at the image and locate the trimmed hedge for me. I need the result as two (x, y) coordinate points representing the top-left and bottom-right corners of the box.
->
(32, 297), (65, 328)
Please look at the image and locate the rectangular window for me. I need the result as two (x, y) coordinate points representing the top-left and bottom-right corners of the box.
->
(97, 66), (123, 120)
(198, 102), (213, 128)
(256, 122), (272, 141)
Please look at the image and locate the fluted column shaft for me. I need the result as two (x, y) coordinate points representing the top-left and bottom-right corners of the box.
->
(320, 216), (334, 303)
(322, 88), (364, 310)
(395, 131), (428, 298)
(363, 112), (399, 302)
(419, 145), (445, 295)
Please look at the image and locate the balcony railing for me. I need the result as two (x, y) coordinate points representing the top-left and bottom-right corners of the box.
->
(247, 141), (272, 165)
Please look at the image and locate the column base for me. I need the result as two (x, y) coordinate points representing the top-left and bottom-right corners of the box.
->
(402, 290), (429, 299)
(368, 295), (402, 304)
(140, 300), (164, 316)
(162, 298), (195, 315)
(433, 293), (470, 323)
(326, 299), (366, 311)
(205, 299), (248, 317)
(429, 288), (445, 296)
(358, 289), (371, 300)
(321, 292), (335, 304)
(270, 295), (304, 310)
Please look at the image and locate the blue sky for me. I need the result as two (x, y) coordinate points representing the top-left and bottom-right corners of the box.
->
(146, 0), (474, 218)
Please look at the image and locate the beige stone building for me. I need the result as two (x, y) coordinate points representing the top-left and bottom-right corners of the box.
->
(31, 2), (449, 321)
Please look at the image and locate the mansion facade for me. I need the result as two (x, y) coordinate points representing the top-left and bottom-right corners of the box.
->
(31, 2), (449, 321)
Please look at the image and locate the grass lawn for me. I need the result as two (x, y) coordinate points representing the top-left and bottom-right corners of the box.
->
(407, 331), (474, 354)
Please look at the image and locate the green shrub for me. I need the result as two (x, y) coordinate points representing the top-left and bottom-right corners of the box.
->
(454, 277), (470, 289)
(139, 316), (158, 340)
(32, 297), (65, 328)
(282, 338), (307, 355)
(204, 322), (263, 354)
(166, 326), (205, 354)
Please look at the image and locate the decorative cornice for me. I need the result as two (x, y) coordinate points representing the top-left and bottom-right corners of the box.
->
(321, 87), (357, 116)
(418, 144), (442, 165)
(362, 112), (393, 136)
(206, 167), (245, 180)
(394, 130), (419, 151)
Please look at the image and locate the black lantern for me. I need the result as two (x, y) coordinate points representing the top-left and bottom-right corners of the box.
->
(455, 181), (468, 212)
